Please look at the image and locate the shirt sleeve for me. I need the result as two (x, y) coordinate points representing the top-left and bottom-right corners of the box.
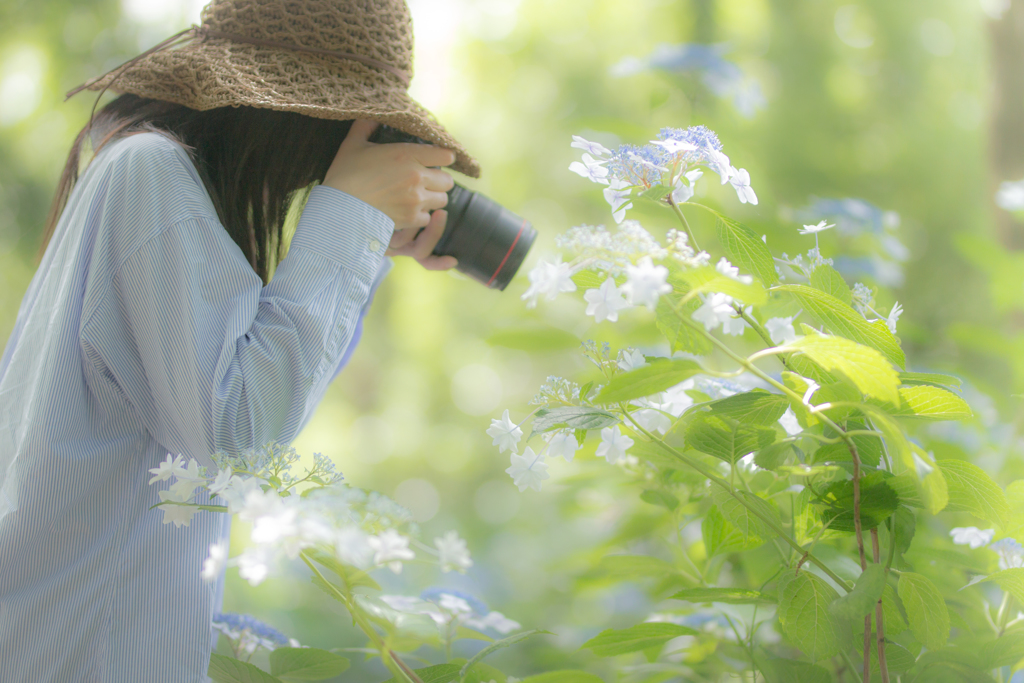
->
(81, 185), (394, 467)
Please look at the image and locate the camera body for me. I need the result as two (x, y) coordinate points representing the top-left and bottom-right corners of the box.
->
(369, 125), (536, 290)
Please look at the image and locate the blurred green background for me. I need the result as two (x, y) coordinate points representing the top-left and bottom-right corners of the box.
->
(3, 0), (1023, 678)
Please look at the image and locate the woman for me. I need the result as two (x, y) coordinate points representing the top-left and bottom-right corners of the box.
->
(0, 0), (478, 680)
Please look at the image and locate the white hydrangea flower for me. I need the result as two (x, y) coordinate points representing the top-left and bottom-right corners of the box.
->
(521, 258), (577, 309)
(571, 135), (611, 157)
(715, 257), (753, 285)
(596, 426), (634, 464)
(798, 220), (836, 235)
(670, 169), (703, 204)
(634, 400), (672, 434)
(765, 316), (798, 344)
(949, 527), (994, 549)
(568, 153), (610, 185)
(438, 593), (473, 614)
(148, 453), (184, 484)
(505, 447), (549, 492)
(201, 541), (229, 583)
(603, 180), (634, 223)
(368, 529), (415, 574)
(660, 380), (695, 417)
(434, 531), (472, 573)
(692, 292), (737, 331)
(727, 167), (757, 205)
(617, 348), (647, 372)
(208, 468), (233, 496)
(887, 302), (903, 334)
(169, 459), (206, 499)
(622, 257), (672, 310)
(487, 409), (523, 454)
(158, 489), (197, 528)
(335, 525), (374, 569)
(584, 277), (631, 323)
(544, 430), (580, 463)
(465, 610), (521, 635)
(237, 548), (271, 587)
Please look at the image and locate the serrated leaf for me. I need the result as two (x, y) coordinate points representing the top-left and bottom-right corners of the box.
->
(715, 214), (778, 286)
(892, 385), (972, 421)
(788, 333), (900, 404)
(269, 648), (348, 682)
(640, 489), (679, 510)
(981, 568), (1024, 606)
(703, 504), (762, 555)
(856, 404), (912, 468)
(816, 472), (899, 532)
(812, 432), (882, 468)
(757, 657), (833, 683)
(711, 486), (782, 543)
(670, 587), (775, 604)
(459, 629), (550, 679)
(671, 265), (767, 305)
(898, 571), (950, 650)
(981, 632), (1024, 669)
(595, 359), (702, 404)
(705, 390), (790, 426)
(519, 672), (605, 683)
(486, 325), (579, 352)
(377, 663), (461, 683)
(209, 655), (284, 683)
(755, 440), (794, 470)
(581, 622), (697, 657)
(899, 372), (962, 390)
(686, 413), (777, 463)
(777, 570), (844, 661)
(532, 406), (619, 432)
(810, 264), (852, 305)
(778, 284), (905, 368)
(830, 564), (886, 620)
(656, 295), (713, 356)
(938, 459), (1009, 527)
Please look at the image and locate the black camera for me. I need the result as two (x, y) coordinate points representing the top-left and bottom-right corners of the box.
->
(369, 125), (536, 291)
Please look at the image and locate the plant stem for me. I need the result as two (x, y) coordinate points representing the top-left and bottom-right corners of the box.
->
(734, 305), (792, 371)
(667, 195), (700, 251)
(872, 528), (890, 683)
(622, 412), (850, 592)
(839, 648), (865, 683)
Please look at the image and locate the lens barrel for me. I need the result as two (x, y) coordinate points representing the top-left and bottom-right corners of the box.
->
(367, 125), (536, 290)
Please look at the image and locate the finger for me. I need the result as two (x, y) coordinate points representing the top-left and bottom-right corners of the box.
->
(422, 190), (449, 212)
(416, 254), (458, 271)
(422, 168), (456, 192)
(386, 227), (419, 252)
(410, 209), (448, 260)
(342, 119), (379, 148)
(407, 144), (457, 168)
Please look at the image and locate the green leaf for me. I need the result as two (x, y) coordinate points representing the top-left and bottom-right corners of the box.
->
(209, 655), (284, 683)
(377, 663), (461, 683)
(812, 432), (882, 468)
(892, 385), (972, 421)
(459, 629), (550, 679)
(685, 413), (777, 463)
(755, 441), (795, 470)
(656, 295), (713, 356)
(640, 489), (679, 510)
(830, 564), (887, 620)
(981, 632), (1024, 669)
(711, 486), (782, 543)
(519, 672), (605, 683)
(532, 406), (619, 432)
(486, 325), (579, 352)
(306, 548), (380, 591)
(269, 648), (348, 682)
(702, 504), (762, 555)
(898, 571), (950, 650)
(777, 284), (905, 368)
(787, 333), (900, 404)
(581, 622), (697, 657)
(705, 389), (790, 426)
(671, 265), (767, 304)
(899, 372), (963, 391)
(756, 657), (833, 683)
(777, 570), (844, 661)
(595, 359), (702, 404)
(810, 264), (852, 305)
(856, 404), (912, 467)
(816, 472), (899, 532)
(570, 270), (609, 290)
(670, 587), (775, 605)
(938, 459), (1009, 527)
(981, 568), (1024, 606)
(715, 214), (779, 286)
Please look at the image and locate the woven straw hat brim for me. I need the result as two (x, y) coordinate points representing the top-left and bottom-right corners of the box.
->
(82, 37), (481, 178)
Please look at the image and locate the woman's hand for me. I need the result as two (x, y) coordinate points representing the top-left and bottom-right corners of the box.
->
(323, 119), (456, 232)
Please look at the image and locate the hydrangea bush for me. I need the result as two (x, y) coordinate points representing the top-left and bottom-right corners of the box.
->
(484, 126), (1024, 682)
(151, 444), (544, 683)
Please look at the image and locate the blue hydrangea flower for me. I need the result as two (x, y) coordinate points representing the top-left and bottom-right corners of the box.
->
(420, 587), (489, 616)
(213, 612), (291, 651)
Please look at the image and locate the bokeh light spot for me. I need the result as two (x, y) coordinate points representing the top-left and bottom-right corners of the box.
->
(450, 363), (503, 416)
(394, 478), (440, 522)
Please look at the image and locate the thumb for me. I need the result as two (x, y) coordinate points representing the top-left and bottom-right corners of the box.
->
(342, 119), (379, 147)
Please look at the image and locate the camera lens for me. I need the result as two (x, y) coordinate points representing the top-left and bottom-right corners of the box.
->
(367, 124), (536, 290)
(435, 186), (536, 291)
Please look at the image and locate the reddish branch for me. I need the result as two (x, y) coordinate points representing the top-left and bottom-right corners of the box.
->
(871, 528), (890, 683)
(846, 437), (871, 683)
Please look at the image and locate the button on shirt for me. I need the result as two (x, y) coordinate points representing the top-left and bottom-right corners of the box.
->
(0, 132), (394, 682)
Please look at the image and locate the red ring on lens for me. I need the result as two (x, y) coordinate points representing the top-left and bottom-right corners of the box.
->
(486, 219), (527, 288)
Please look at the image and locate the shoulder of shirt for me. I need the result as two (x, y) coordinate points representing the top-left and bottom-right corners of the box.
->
(89, 131), (219, 227)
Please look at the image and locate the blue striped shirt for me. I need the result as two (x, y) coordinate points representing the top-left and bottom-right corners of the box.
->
(0, 132), (393, 681)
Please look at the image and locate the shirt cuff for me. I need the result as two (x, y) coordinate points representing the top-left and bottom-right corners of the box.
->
(289, 185), (394, 281)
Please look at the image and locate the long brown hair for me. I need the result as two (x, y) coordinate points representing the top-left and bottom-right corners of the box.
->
(40, 94), (354, 283)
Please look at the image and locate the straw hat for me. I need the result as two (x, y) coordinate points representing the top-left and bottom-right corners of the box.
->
(67, 0), (480, 177)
